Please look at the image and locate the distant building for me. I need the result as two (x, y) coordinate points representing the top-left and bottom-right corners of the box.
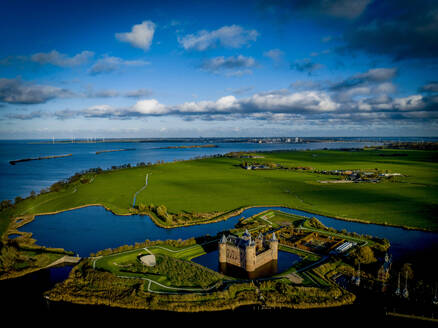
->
(219, 230), (278, 272)
(332, 241), (354, 254)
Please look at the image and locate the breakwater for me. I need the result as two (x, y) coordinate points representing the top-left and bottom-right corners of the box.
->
(95, 148), (135, 155)
(157, 144), (218, 149)
(9, 154), (72, 165)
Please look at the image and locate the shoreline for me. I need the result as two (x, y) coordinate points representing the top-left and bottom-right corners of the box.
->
(44, 292), (355, 313)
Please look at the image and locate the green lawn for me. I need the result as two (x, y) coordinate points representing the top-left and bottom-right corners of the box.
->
(255, 210), (306, 227)
(94, 244), (209, 272)
(94, 244), (222, 289)
(4, 148), (438, 233)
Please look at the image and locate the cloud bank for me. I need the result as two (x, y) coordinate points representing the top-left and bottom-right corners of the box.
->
(89, 56), (150, 75)
(0, 78), (73, 104)
(30, 50), (95, 67)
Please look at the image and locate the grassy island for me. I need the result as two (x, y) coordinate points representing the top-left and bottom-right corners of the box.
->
(45, 216), (366, 312)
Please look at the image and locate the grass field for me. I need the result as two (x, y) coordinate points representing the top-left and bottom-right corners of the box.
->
(3, 148), (438, 234)
(95, 244), (210, 272)
(254, 210), (306, 228)
(94, 244), (223, 289)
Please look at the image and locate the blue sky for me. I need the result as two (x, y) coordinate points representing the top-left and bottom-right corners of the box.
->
(1, 0), (437, 138)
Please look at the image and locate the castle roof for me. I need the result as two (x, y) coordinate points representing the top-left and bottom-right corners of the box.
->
(271, 232), (277, 241)
(225, 234), (255, 248)
(220, 234), (227, 244)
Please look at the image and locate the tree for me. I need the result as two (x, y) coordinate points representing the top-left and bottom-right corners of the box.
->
(138, 203), (147, 212)
(401, 263), (414, 280)
(14, 196), (23, 204)
(354, 246), (376, 264)
(0, 199), (13, 211)
(0, 245), (19, 271)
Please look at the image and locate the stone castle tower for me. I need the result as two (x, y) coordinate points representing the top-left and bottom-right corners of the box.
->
(219, 230), (278, 272)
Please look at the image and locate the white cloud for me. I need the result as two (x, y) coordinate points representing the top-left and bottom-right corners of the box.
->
(375, 82), (396, 94)
(353, 68), (398, 82)
(393, 95), (425, 111)
(124, 88), (153, 98)
(243, 91), (339, 113)
(420, 82), (438, 93)
(201, 55), (256, 73)
(84, 105), (115, 116)
(89, 56), (150, 75)
(225, 70), (253, 77)
(30, 50), (94, 67)
(0, 78), (74, 104)
(115, 21), (155, 51)
(132, 99), (168, 115)
(263, 49), (284, 63)
(178, 25), (258, 51)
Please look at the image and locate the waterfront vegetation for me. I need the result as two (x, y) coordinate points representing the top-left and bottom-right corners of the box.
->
(45, 258), (355, 312)
(0, 239), (70, 279)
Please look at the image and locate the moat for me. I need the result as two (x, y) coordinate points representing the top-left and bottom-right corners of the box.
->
(7, 204), (438, 319)
(193, 249), (301, 279)
(19, 205), (438, 270)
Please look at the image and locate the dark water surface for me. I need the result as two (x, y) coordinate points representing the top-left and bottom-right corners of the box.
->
(192, 249), (301, 279)
(20, 205), (438, 269)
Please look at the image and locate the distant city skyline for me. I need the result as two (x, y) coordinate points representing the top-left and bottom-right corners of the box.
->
(1, 0), (438, 138)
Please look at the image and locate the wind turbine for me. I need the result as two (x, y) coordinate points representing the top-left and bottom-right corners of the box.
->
(395, 272), (401, 296)
(433, 285), (438, 305)
(402, 271), (409, 299)
(355, 263), (361, 286)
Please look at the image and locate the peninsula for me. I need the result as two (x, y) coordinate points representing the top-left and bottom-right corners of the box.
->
(157, 144), (218, 149)
(95, 148), (135, 155)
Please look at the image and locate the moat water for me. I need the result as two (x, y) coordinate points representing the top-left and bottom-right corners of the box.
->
(192, 250), (301, 279)
(19, 205), (438, 269)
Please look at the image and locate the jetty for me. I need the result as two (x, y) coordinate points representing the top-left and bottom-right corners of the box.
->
(45, 255), (81, 269)
(95, 148), (135, 155)
(9, 154), (72, 165)
(158, 144), (218, 150)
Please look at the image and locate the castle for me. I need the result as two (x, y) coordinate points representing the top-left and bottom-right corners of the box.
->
(219, 230), (278, 272)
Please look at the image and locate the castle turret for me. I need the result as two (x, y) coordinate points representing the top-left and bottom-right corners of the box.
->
(256, 232), (263, 250)
(245, 242), (256, 272)
(269, 232), (279, 260)
(219, 235), (227, 263)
